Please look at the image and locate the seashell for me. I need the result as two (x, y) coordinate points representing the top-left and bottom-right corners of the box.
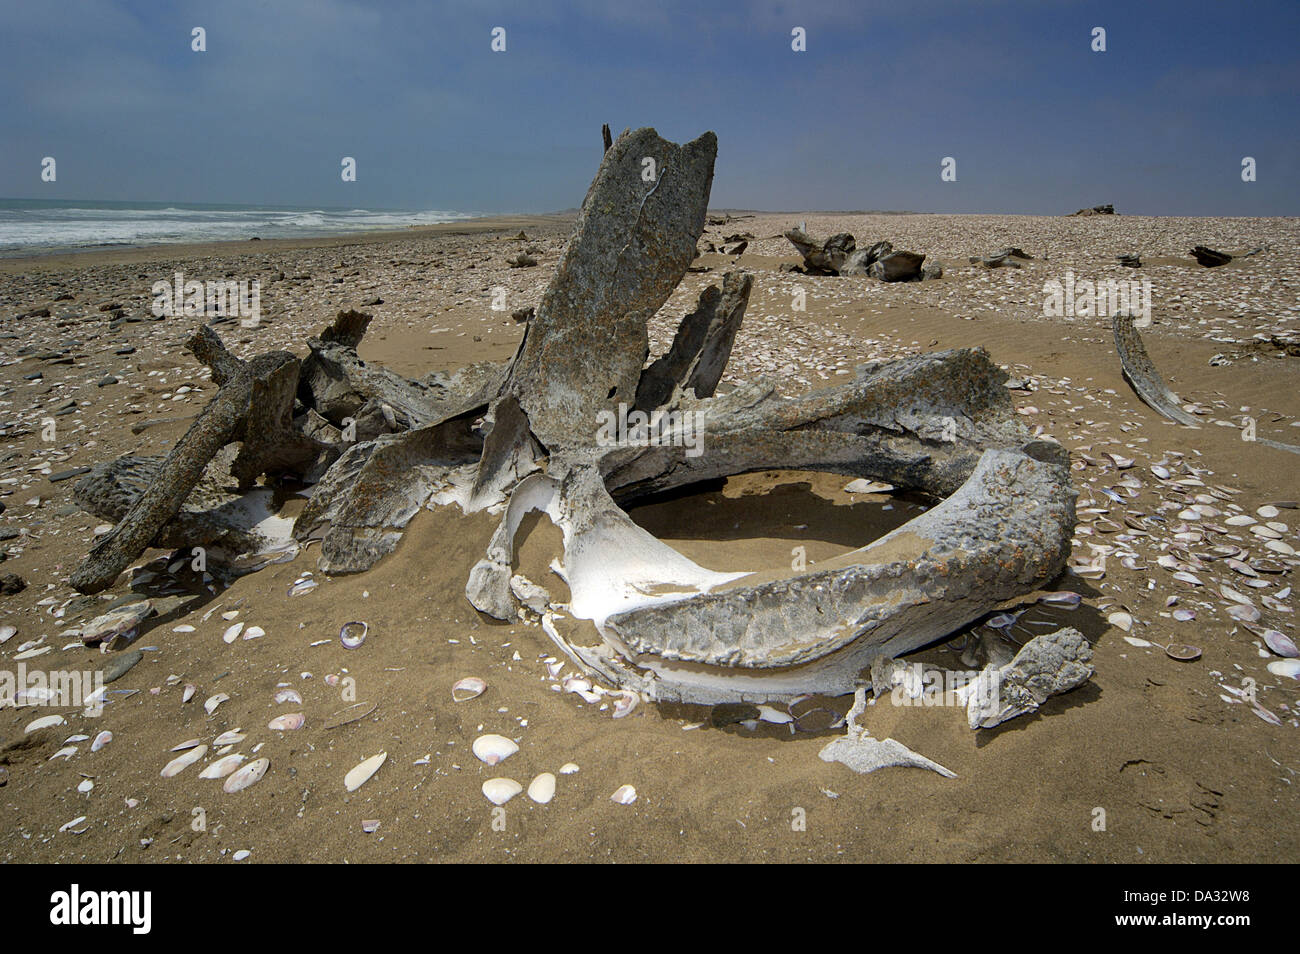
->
(200, 753), (247, 779)
(0, 624), (16, 644)
(1172, 608), (1196, 621)
(49, 745), (78, 761)
(161, 744), (208, 778)
(610, 784), (638, 805)
(1039, 591), (1081, 608)
(1172, 571), (1202, 586)
(1227, 603), (1261, 623)
(1224, 559), (1257, 577)
(274, 688), (303, 705)
(182, 684), (196, 703)
(1224, 514), (1256, 526)
(59, 816), (89, 834)
(527, 772), (557, 804)
(288, 578), (318, 597)
(1164, 643), (1201, 661)
(204, 693), (230, 715)
(1252, 704), (1283, 726)
(1106, 454), (1134, 469)
(213, 730), (246, 746)
(472, 734), (519, 766)
(78, 779), (93, 794)
(242, 625), (265, 641)
(173, 624), (195, 633)
(1123, 636), (1152, 648)
(611, 690), (639, 719)
(91, 730), (113, 751)
(1257, 505), (1281, 519)
(451, 677), (486, 702)
(482, 778), (522, 805)
(223, 757), (269, 793)
(339, 621), (368, 649)
(844, 479), (894, 494)
(1264, 540), (1296, 556)
(232, 849), (251, 861)
(268, 713), (304, 731)
(24, 714), (67, 734)
(344, 752), (387, 792)
(222, 622), (244, 644)
(171, 738), (203, 751)
(1151, 465), (1172, 480)
(559, 763), (580, 775)
(323, 701), (375, 729)
(1219, 585), (1253, 605)
(1267, 659), (1300, 679)
(1260, 629), (1299, 658)
(361, 819), (381, 833)
(1107, 611), (1133, 633)
(1251, 525), (1283, 539)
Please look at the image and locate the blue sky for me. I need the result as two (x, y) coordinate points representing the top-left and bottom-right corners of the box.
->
(1, 0), (1297, 215)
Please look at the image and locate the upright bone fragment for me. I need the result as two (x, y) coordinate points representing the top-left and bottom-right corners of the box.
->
(962, 627), (1094, 729)
(1112, 313), (1202, 427)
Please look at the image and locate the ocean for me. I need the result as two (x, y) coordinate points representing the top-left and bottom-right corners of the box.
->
(0, 199), (478, 256)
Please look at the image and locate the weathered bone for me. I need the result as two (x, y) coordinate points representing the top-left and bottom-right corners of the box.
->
(1112, 313), (1202, 428)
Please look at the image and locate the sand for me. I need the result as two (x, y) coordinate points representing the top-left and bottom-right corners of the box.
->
(0, 212), (1297, 862)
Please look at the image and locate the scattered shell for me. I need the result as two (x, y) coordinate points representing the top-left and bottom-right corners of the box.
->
(242, 625), (265, 641)
(1261, 630), (1299, 658)
(339, 621), (368, 649)
(482, 778), (523, 805)
(344, 752), (387, 792)
(274, 688), (302, 705)
(77, 779), (94, 794)
(222, 622), (244, 643)
(472, 734), (519, 766)
(1227, 603), (1261, 623)
(161, 744), (208, 778)
(204, 693), (230, 715)
(182, 684), (196, 703)
(610, 784), (638, 805)
(232, 849), (251, 861)
(1257, 505), (1281, 519)
(1164, 643), (1202, 661)
(527, 772), (557, 804)
(1107, 611), (1133, 633)
(213, 730), (246, 746)
(199, 753), (247, 779)
(49, 745), (78, 760)
(223, 757), (269, 793)
(1172, 608), (1196, 621)
(361, 819), (381, 833)
(1123, 636), (1153, 648)
(323, 701), (376, 729)
(0, 624), (16, 644)
(451, 676), (486, 702)
(24, 714), (67, 734)
(267, 713), (305, 731)
(1267, 659), (1300, 679)
(59, 815), (89, 834)
(1038, 591), (1081, 608)
(611, 690), (639, 719)
(91, 730), (113, 752)
(559, 763), (580, 775)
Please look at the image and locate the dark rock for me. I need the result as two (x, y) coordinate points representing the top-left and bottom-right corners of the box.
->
(361, 296), (384, 306)
(510, 307), (534, 324)
(49, 467), (92, 483)
(507, 253), (537, 268)
(1117, 253), (1142, 268)
(100, 649), (143, 684)
(97, 375), (118, 387)
(1190, 245), (1232, 267)
(1071, 204), (1114, 216)
(721, 240), (747, 255)
(0, 573), (26, 595)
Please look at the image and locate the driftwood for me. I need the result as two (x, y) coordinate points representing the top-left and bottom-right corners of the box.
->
(71, 127), (1077, 707)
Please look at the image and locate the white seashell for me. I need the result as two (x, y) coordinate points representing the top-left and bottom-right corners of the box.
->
(204, 693), (229, 715)
(161, 744), (207, 778)
(1227, 603), (1261, 622)
(182, 684), (196, 703)
(559, 762), (580, 775)
(24, 714), (66, 734)
(1123, 636), (1153, 648)
(1039, 591), (1081, 608)
(611, 690), (639, 719)
(472, 734), (519, 766)
(222, 622), (244, 643)
(171, 738), (203, 751)
(1267, 660), (1300, 679)
(0, 624), (16, 644)
(527, 772), (557, 804)
(344, 752), (387, 792)
(844, 479), (894, 494)
(59, 815), (89, 833)
(482, 778), (523, 805)
(267, 713), (304, 731)
(223, 757), (269, 793)
(1107, 611), (1133, 633)
(199, 753), (247, 779)
(610, 784), (638, 805)
(339, 621), (368, 649)
(78, 779), (93, 794)
(361, 819), (380, 833)
(242, 625), (265, 640)
(213, 730), (246, 746)
(49, 745), (78, 760)
(1257, 505), (1281, 519)
(172, 624), (196, 633)
(1225, 514), (1256, 526)
(91, 730), (113, 751)
(1172, 608), (1196, 621)
(451, 676), (486, 702)
(1219, 585), (1253, 605)
(232, 849), (251, 861)
(757, 704), (793, 724)
(274, 688), (302, 705)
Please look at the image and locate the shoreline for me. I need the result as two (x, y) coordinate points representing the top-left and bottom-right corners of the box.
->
(0, 212), (576, 274)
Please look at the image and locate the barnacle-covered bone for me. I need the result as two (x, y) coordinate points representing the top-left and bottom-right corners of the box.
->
(633, 271), (753, 411)
(1112, 312), (1201, 428)
(961, 627), (1094, 729)
(70, 328), (298, 593)
(491, 127), (718, 454)
(231, 354), (335, 489)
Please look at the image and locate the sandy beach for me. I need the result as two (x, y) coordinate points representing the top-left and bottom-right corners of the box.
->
(0, 209), (1297, 863)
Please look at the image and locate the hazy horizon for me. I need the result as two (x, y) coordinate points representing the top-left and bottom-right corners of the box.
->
(2, 0), (1297, 217)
